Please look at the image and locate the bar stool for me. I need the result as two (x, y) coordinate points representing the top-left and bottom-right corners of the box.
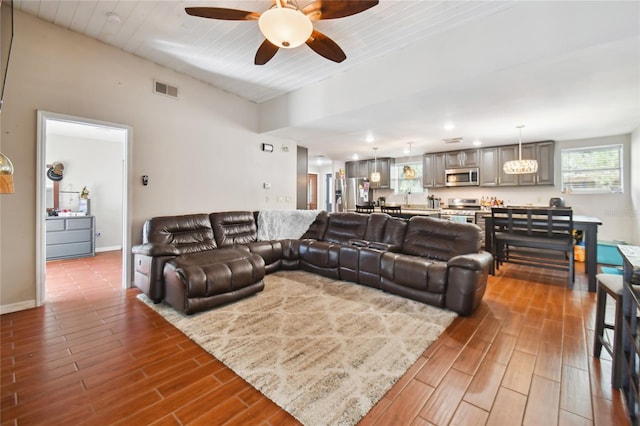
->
(593, 273), (624, 388)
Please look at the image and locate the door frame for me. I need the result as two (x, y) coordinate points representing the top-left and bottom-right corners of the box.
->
(36, 110), (133, 305)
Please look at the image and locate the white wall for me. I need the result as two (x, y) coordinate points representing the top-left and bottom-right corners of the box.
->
(630, 127), (640, 245)
(46, 134), (124, 251)
(0, 11), (297, 309)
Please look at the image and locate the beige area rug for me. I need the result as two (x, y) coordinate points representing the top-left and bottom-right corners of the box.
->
(138, 270), (457, 426)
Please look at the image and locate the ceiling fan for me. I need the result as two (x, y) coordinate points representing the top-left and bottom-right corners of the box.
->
(185, 0), (379, 65)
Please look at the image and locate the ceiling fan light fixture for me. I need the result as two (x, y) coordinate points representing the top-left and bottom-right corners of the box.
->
(258, 7), (312, 49)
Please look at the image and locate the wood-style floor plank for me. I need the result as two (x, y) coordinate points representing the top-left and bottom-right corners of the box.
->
(0, 251), (631, 425)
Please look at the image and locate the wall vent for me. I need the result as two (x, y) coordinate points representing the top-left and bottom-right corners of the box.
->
(153, 80), (178, 99)
(443, 137), (463, 144)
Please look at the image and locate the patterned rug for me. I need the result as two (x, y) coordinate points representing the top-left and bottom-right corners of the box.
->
(138, 270), (457, 425)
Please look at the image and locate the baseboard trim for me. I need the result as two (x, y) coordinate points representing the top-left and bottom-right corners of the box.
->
(96, 246), (122, 253)
(1, 299), (37, 314)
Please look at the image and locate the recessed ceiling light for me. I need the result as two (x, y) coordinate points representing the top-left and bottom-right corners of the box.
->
(444, 123), (455, 131)
(473, 139), (482, 146)
(365, 134), (374, 143)
(352, 154), (359, 160)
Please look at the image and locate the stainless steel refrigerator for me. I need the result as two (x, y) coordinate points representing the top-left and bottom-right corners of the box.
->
(334, 178), (370, 212)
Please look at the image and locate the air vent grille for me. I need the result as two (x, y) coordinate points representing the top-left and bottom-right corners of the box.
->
(153, 80), (178, 99)
(443, 137), (463, 144)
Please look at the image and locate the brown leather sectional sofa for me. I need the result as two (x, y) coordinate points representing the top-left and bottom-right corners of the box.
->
(132, 211), (492, 316)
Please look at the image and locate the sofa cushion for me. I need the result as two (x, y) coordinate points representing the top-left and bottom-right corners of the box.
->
(243, 240), (282, 264)
(143, 213), (216, 254)
(300, 211), (329, 240)
(380, 252), (448, 294)
(299, 240), (340, 268)
(323, 213), (369, 244)
(402, 216), (481, 261)
(363, 213), (389, 242)
(210, 211), (257, 247)
(380, 217), (407, 251)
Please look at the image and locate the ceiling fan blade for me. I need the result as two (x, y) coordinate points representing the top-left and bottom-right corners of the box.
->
(306, 30), (346, 63)
(302, 0), (379, 20)
(185, 7), (260, 21)
(255, 39), (280, 65)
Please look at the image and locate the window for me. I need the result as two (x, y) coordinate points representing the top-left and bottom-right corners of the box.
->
(561, 144), (623, 194)
(392, 161), (423, 194)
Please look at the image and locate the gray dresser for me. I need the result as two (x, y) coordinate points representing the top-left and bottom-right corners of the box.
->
(46, 216), (95, 260)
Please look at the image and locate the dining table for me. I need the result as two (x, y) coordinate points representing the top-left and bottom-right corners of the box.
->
(484, 212), (602, 292)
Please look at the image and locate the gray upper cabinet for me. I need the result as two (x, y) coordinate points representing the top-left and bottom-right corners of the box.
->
(345, 161), (358, 178)
(481, 141), (554, 187)
(423, 153), (446, 188)
(497, 145), (519, 186)
(535, 141), (555, 185)
(479, 147), (499, 186)
(445, 149), (480, 168)
(518, 141), (555, 186)
(346, 158), (393, 188)
(345, 160), (370, 179)
(368, 157), (394, 189)
(358, 160), (369, 179)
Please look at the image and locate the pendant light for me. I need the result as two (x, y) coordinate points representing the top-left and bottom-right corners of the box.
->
(370, 147), (381, 183)
(403, 142), (416, 179)
(503, 125), (538, 175)
(0, 151), (14, 194)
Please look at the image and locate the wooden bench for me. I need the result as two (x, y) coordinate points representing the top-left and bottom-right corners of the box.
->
(490, 207), (575, 287)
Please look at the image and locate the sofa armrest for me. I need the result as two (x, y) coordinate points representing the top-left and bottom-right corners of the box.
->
(447, 251), (493, 271)
(367, 241), (401, 252)
(349, 239), (369, 247)
(445, 251), (493, 316)
(132, 243), (180, 257)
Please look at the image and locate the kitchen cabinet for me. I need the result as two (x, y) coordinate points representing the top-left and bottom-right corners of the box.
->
(482, 141), (555, 187)
(445, 149), (479, 168)
(345, 161), (358, 178)
(368, 157), (394, 189)
(345, 160), (370, 179)
(497, 145), (519, 186)
(46, 216), (95, 260)
(518, 141), (555, 186)
(479, 147), (499, 186)
(423, 153), (446, 188)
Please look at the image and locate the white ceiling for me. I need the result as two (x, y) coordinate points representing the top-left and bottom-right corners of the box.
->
(16, 0), (640, 162)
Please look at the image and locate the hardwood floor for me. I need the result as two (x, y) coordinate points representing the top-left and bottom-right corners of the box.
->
(0, 251), (630, 425)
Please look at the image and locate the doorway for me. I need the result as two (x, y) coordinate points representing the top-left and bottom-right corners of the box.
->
(307, 173), (318, 210)
(36, 111), (132, 306)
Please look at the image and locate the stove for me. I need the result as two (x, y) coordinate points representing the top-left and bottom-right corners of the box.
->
(440, 198), (481, 223)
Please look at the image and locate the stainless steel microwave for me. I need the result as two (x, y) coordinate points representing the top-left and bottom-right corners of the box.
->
(445, 167), (480, 186)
